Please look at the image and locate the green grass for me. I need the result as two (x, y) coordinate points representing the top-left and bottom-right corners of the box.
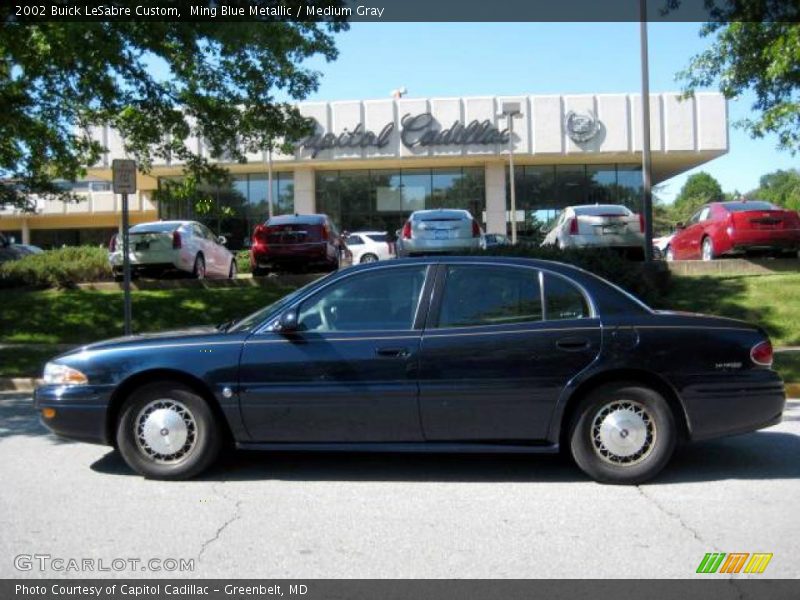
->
(0, 345), (66, 377)
(0, 286), (293, 345)
(657, 273), (800, 348)
(775, 352), (800, 384)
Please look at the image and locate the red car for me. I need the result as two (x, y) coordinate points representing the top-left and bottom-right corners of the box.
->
(250, 214), (346, 275)
(666, 200), (800, 261)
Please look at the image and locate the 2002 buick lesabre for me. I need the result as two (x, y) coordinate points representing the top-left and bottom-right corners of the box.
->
(34, 256), (786, 484)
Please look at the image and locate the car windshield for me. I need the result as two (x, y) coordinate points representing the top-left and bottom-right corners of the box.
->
(227, 272), (337, 333)
(130, 222), (181, 233)
(723, 201), (777, 212)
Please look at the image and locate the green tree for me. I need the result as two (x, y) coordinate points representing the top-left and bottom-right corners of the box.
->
(671, 172), (723, 221)
(676, 3), (800, 153)
(747, 169), (800, 211)
(0, 2), (347, 209)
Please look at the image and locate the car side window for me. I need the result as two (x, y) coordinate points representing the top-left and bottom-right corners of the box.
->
(346, 235), (364, 246)
(437, 266), (542, 328)
(688, 209), (704, 225)
(544, 273), (590, 320)
(698, 207), (711, 222)
(296, 266), (428, 332)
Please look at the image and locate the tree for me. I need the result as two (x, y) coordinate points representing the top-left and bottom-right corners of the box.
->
(671, 171), (723, 221)
(676, 3), (800, 153)
(747, 169), (800, 211)
(0, 2), (348, 209)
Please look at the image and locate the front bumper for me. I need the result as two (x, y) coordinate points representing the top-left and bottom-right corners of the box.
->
(680, 371), (786, 441)
(33, 384), (115, 445)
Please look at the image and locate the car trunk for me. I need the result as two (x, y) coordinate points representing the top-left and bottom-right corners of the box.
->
(730, 209), (795, 232)
(413, 215), (474, 241)
(127, 230), (176, 252)
(574, 209), (640, 237)
(255, 222), (326, 258)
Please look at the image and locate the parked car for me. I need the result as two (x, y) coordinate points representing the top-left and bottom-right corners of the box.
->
(15, 243), (43, 255)
(482, 233), (510, 249)
(109, 220), (236, 279)
(35, 256), (784, 484)
(346, 231), (395, 263)
(250, 214), (344, 275)
(395, 209), (483, 257)
(665, 200), (800, 261)
(542, 204), (645, 253)
(0, 234), (43, 264)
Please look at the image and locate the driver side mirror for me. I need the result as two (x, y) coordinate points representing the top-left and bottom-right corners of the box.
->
(274, 309), (299, 333)
(217, 235), (227, 246)
(675, 222), (685, 230)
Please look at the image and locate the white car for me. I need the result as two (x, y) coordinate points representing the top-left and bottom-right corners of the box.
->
(109, 220), (236, 279)
(542, 204), (645, 252)
(345, 231), (395, 263)
(653, 233), (675, 260)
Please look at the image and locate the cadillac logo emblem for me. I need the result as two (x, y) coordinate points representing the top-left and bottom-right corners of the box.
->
(565, 110), (601, 143)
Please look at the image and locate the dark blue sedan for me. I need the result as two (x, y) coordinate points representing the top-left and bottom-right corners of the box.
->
(34, 257), (786, 484)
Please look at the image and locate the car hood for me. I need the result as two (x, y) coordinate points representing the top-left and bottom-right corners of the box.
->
(72, 326), (223, 354)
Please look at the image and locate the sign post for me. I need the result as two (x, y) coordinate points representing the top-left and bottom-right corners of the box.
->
(112, 159), (137, 336)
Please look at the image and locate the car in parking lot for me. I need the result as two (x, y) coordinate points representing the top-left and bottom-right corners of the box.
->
(250, 214), (344, 275)
(395, 209), (483, 257)
(108, 220), (236, 279)
(345, 231), (395, 263)
(482, 233), (510, 249)
(665, 200), (800, 261)
(542, 204), (645, 254)
(34, 256), (785, 485)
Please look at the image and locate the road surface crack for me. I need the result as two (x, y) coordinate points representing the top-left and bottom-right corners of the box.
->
(197, 483), (242, 561)
(636, 486), (714, 549)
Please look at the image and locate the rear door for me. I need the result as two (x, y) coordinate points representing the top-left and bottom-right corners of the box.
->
(417, 264), (601, 442)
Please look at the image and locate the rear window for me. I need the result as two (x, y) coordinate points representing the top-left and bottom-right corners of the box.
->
(574, 205), (631, 217)
(130, 222), (180, 233)
(366, 234), (388, 242)
(723, 201), (777, 212)
(415, 210), (470, 222)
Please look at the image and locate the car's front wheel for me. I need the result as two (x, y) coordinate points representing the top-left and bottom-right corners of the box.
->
(569, 382), (677, 484)
(116, 382), (222, 480)
(701, 237), (715, 261)
(193, 254), (206, 279)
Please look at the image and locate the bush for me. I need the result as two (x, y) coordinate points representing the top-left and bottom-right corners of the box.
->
(470, 245), (669, 305)
(236, 250), (251, 274)
(0, 246), (112, 289)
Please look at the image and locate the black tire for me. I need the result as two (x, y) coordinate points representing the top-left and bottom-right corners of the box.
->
(701, 237), (715, 261)
(193, 254), (206, 279)
(251, 266), (270, 277)
(228, 260), (237, 279)
(116, 381), (222, 480)
(360, 253), (379, 264)
(569, 382), (677, 485)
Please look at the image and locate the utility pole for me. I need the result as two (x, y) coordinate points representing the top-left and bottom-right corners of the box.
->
(640, 0), (655, 262)
(112, 159), (137, 335)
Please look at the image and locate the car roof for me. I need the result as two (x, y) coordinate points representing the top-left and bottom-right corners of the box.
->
(350, 231), (386, 236)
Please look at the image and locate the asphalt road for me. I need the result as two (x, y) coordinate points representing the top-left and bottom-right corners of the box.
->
(1, 392), (798, 579)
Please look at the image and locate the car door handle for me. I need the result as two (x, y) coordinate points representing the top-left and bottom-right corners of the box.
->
(376, 347), (410, 358)
(555, 337), (591, 352)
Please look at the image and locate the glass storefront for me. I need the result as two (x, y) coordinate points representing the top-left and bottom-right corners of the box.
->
(316, 167), (485, 235)
(29, 227), (117, 249)
(508, 163), (642, 241)
(159, 172), (294, 250)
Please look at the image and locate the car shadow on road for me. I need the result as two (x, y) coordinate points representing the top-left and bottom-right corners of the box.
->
(90, 429), (800, 484)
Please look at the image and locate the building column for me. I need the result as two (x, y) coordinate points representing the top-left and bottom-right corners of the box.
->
(484, 163), (507, 234)
(293, 168), (315, 214)
(21, 219), (31, 244)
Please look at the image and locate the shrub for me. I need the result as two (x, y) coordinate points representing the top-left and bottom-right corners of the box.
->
(0, 246), (112, 289)
(470, 245), (669, 305)
(236, 250), (251, 274)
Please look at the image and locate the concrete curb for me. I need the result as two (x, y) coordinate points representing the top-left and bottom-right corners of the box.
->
(667, 258), (800, 276)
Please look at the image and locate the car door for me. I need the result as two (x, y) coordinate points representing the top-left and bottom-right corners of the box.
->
(418, 264), (601, 442)
(238, 264), (433, 442)
(346, 234), (365, 263)
(677, 207), (710, 259)
(201, 223), (229, 276)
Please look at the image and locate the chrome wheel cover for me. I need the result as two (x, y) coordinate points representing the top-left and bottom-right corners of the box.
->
(702, 239), (713, 261)
(591, 400), (656, 465)
(135, 399), (197, 463)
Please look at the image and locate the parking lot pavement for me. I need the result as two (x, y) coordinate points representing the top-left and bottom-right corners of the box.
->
(1, 392), (798, 579)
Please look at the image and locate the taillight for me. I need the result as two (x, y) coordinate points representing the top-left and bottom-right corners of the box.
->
(108, 234), (117, 252)
(471, 219), (481, 237)
(172, 230), (182, 249)
(568, 218), (579, 235)
(253, 224), (269, 245)
(321, 225), (329, 241)
(402, 221), (412, 239)
(750, 340), (773, 367)
(638, 213), (645, 233)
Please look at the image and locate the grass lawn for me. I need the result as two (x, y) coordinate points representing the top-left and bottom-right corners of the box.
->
(657, 273), (800, 348)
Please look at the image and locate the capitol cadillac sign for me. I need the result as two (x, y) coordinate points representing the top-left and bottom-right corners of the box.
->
(298, 110), (602, 157)
(298, 112), (511, 158)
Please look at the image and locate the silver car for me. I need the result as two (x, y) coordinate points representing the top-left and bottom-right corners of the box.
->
(396, 209), (483, 257)
(542, 204), (644, 251)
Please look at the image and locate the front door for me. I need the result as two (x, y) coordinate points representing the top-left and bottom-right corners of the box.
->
(238, 265), (432, 442)
(418, 264), (601, 442)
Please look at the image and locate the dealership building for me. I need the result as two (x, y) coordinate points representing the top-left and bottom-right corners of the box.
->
(0, 92), (728, 249)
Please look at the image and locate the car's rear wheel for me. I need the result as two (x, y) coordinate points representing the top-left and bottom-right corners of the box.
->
(701, 237), (715, 261)
(665, 245), (674, 261)
(193, 254), (206, 279)
(569, 382), (677, 484)
(116, 382), (221, 480)
(360, 253), (379, 264)
(228, 260), (237, 279)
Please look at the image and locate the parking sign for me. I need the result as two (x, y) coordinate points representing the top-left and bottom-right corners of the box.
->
(112, 159), (137, 194)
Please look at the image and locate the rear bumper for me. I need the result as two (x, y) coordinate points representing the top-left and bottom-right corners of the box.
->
(398, 238), (481, 256)
(109, 250), (189, 271)
(250, 244), (332, 267)
(33, 384), (115, 445)
(561, 234), (644, 249)
(680, 372), (786, 441)
(728, 230), (800, 252)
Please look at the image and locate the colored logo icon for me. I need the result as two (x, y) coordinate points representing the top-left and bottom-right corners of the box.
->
(696, 553), (773, 574)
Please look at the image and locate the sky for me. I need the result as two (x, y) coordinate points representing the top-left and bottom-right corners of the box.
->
(293, 22), (798, 203)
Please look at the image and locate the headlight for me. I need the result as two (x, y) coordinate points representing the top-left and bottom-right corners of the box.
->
(43, 362), (88, 385)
